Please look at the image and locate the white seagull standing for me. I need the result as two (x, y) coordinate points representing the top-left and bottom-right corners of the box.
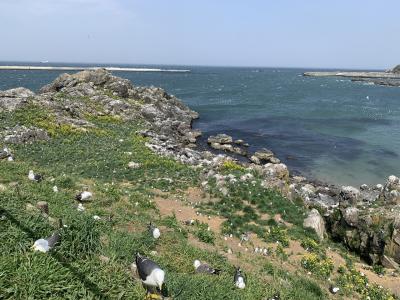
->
(234, 267), (246, 289)
(135, 253), (165, 296)
(148, 222), (160, 239)
(28, 170), (43, 182)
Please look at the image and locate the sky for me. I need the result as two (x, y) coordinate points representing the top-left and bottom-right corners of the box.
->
(0, 0), (399, 69)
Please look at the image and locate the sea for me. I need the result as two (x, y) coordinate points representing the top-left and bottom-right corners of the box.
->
(1, 62), (399, 187)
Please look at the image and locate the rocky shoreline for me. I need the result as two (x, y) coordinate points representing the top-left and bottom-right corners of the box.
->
(1, 69), (400, 269)
(304, 64), (400, 87)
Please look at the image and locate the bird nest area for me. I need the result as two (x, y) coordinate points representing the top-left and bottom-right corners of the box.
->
(0, 112), (397, 299)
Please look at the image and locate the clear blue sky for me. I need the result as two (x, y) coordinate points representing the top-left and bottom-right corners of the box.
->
(1, 0), (399, 69)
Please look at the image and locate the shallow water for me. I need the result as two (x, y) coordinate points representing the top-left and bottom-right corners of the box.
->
(1, 63), (399, 186)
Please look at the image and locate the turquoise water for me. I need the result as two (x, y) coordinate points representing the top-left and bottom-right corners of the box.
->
(1, 63), (399, 186)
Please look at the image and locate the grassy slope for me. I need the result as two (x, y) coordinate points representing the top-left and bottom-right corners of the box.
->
(0, 104), (396, 300)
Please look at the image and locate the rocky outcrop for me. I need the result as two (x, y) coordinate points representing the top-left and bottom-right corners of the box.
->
(207, 134), (248, 156)
(0, 69), (200, 148)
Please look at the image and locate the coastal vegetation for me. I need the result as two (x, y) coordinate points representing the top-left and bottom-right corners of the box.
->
(1, 70), (399, 299)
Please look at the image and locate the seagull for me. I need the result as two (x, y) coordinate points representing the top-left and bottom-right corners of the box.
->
(268, 292), (281, 300)
(135, 253), (165, 296)
(7, 156), (14, 161)
(193, 260), (221, 275)
(28, 170), (43, 182)
(148, 222), (160, 239)
(184, 219), (195, 226)
(75, 191), (92, 202)
(53, 186), (58, 193)
(234, 267), (246, 289)
(329, 286), (340, 294)
(32, 219), (62, 253)
(0, 148), (10, 160)
(240, 232), (250, 243)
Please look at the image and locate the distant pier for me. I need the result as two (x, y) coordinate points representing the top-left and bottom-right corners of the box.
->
(0, 65), (190, 73)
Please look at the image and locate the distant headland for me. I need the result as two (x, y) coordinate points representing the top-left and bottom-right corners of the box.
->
(304, 64), (400, 87)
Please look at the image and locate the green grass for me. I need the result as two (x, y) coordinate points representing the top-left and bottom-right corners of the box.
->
(0, 104), (397, 299)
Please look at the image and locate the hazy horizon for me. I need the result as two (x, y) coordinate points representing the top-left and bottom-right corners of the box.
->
(0, 60), (388, 71)
(1, 0), (399, 69)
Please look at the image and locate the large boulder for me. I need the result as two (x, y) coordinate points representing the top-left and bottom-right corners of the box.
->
(303, 209), (326, 240)
(343, 207), (359, 227)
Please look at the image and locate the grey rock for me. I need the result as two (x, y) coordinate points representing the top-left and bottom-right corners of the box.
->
(0, 87), (34, 112)
(234, 139), (244, 145)
(254, 148), (274, 161)
(207, 134), (233, 144)
(339, 186), (360, 205)
(343, 207), (359, 227)
(303, 209), (326, 240)
(3, 126), (50, 144)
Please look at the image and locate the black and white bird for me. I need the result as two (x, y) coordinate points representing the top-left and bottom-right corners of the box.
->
(28, 170), (43, 182)
(234, 267), (246, 289)
(329, 286), (340, 294)
(184, 219), (195, 226)
(32, 219), (62, 253)
(0, 147), (10, 160)
(193, 260), (221, 275)
(75, 191), (93, 202)
(135, 253), (165, 295)
(268, 292), (281, 300)
(148, 222), (160, 239)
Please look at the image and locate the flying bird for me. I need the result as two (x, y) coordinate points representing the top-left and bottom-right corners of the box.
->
(32, 219), (63, 253)
(148, 222), (160, 239)
(75, 191), (93, 202)
(135, 253), (165, 296)
(234, 267), (246, 289)
(193, 260), (221, 275)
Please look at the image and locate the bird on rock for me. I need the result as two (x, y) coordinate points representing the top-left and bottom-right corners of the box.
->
(234, 267), (246, 289)
(28, 170), (43, 182)
(193, 260), (221, 275)
(148, 222), (160, 239)
(32, 219), (63, 253)
(75, 191), (93, 202)
(135, 253), (165, 298)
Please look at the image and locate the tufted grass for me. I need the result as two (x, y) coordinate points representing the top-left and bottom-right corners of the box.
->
(0, 106), (396, 299)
